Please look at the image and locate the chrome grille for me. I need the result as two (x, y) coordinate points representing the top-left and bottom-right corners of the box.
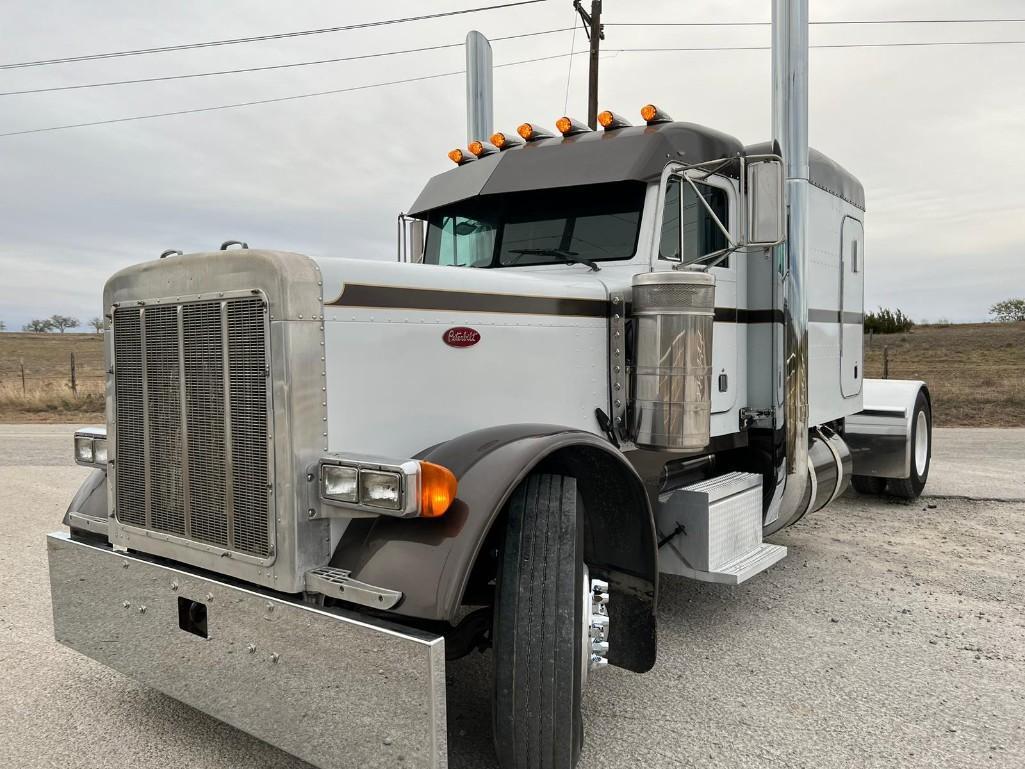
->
(112, 296), (272, 558)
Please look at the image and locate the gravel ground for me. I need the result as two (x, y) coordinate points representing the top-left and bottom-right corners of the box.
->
(1, 426), (1022, 768)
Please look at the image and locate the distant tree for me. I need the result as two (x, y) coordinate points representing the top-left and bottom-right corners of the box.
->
(990, 298), (1025, 323)
(864, 307), (914, 334)
(49, 314), (79, 334)
(89, 316), (104, 333)
(23, 318), (55, 333)
(0, 319), (5, 331)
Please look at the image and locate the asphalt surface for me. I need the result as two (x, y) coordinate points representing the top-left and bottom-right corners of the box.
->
(1, 425), (1023, 768)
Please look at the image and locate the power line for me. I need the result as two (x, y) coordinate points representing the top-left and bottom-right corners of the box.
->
(5, 37), (1022, 138)
(606, 18), (1025, 27)
(610, 40), (1025, 53)
(0, 0), (548, 70)
(0, 52), (581, 138)
(0, 28), (573, 97)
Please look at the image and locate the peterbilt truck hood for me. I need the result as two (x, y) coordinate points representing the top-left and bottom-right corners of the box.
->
(314, 256), (610, 459)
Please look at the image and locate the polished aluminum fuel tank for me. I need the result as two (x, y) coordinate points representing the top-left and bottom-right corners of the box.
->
(631, 270), (716, 451)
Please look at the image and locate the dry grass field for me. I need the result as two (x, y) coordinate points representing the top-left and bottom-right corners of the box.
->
(0, 333), (104, 423)
(1, 323), (1022, 425)
(864, 322), (1025, 427)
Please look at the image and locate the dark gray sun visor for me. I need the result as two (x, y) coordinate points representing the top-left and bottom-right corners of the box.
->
(408, 122), (744, 217)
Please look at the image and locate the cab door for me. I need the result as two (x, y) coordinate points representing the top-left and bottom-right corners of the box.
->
(654, 170), (738, 414)
(840, 216), (864, 397)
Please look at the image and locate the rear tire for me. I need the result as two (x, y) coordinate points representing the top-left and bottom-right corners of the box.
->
(493, 474), (584, 769)
(888, 390), (932, 499)
(851, 475), (886, 495)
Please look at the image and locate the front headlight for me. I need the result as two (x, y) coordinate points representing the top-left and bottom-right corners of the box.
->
(321, 465), (359, 503)
(73, 428), (107, 469)
(360, 470), (402, 511)
(74, 435), (95, 464)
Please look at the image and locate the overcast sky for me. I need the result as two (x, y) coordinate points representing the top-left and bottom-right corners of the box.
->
(1, 0), (1023, 329)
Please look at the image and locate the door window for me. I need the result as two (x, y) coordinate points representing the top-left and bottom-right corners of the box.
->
(658, 178), (730, 267)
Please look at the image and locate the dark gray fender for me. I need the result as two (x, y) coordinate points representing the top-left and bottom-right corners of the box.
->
(330, 424), (659, 673)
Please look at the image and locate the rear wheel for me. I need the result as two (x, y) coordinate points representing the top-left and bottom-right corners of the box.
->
(492, 474), (585, 769)
(888, 391), (932, 499)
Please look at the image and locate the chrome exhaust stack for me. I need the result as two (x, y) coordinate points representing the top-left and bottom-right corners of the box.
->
(767, 0), (812, 532)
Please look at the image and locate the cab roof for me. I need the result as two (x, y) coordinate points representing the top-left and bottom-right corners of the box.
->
(408, 121), (865, 216)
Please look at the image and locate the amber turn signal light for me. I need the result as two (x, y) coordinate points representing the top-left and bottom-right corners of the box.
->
(448, 148), (465, 164)
(419, 461), (458, 518)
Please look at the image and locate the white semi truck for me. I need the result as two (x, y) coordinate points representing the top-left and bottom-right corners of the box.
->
(47, 1), (931, 767)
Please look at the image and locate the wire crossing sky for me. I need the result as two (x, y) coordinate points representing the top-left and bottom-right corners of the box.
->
(0, 0), (549, 69)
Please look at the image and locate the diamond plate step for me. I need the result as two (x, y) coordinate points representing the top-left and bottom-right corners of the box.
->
(666, 542), (787, 585)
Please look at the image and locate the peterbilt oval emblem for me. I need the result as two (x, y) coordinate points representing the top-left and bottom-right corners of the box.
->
(443, 327), (481, 348)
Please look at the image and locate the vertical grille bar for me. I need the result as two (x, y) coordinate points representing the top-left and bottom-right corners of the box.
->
(227, 298), (270, 557)
(220, 301), (236, 551)
(183, 302), (228, 549)
(112, 308), (145, 528)
(176, 305), (192, 537)
(139, 308), (152, 529)
(144, 305), (185, 536)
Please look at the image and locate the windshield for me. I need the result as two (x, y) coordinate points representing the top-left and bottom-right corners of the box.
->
(423, 181), (646, 268)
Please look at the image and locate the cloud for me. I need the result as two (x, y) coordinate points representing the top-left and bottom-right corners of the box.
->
(1, 0), (1023, 328)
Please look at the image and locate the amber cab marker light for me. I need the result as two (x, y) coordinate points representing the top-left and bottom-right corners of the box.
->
(419, 461), (458, 518)
(448, 148), (477, 165)
(641, 104), (673, 124)
(598, 110), (632, 130)
(517, 122), (555, 142)
(556, 116), (591, 136)
(468, 140), (499, 158)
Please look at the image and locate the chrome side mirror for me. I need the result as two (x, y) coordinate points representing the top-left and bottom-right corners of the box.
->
(746, 158), (785, 247)
(397, 214), (426, 263)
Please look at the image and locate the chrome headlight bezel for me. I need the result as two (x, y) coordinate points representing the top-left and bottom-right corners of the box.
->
(73, 427), (108, 469)
(317, 454), (420, 518)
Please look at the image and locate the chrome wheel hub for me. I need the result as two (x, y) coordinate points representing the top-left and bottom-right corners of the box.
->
(582, 568), (610, 678)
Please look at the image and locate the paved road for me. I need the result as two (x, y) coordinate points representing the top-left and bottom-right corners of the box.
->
(1, 426), (1022, 768)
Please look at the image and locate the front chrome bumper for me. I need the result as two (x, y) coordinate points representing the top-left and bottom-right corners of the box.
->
(46, 532), (448, 769)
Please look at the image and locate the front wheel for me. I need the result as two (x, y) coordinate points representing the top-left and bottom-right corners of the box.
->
(888, 390), (932, 499)
(492, 474), (586, 769)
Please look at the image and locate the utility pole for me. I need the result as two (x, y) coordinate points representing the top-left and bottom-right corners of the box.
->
(573, 0), (604, 129)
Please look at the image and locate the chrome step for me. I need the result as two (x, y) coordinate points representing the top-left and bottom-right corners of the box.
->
(676, 542), (787, 585)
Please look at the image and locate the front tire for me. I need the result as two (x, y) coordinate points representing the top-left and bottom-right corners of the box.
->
(493, 474), (584, 769)
(888, 390), (932, 499)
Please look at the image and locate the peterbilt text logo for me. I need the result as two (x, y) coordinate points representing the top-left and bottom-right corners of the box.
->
(443, 327), (481, 348)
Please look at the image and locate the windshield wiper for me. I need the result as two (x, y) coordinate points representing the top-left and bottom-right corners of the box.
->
(508, 248), (600, 272)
